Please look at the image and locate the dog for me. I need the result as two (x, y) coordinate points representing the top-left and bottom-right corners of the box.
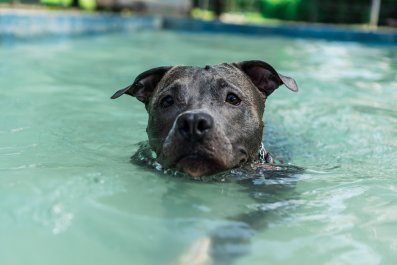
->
(111, 60), (298, 177)
(111, 60), (299, 264)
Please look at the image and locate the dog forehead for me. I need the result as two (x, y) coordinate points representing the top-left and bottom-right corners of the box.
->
(160, 66), (202, 86)
(160, 64), (249, 88)
(211, 63), (250, 83)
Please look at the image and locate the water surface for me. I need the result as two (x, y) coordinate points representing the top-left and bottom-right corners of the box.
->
(1, 30), (397, 265)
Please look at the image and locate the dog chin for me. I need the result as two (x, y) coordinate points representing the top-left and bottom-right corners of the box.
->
(176, 155), (223, 177)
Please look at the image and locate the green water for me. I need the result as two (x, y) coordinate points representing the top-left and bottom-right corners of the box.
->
(1, 30), (397, 265)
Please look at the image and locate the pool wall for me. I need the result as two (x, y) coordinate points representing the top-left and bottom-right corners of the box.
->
(164, 17), (397, 45)
(0, 10), (161, 39)
(1, 9), (396, 45)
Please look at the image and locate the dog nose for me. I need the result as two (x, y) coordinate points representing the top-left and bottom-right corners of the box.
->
(177, 112), (213, 141)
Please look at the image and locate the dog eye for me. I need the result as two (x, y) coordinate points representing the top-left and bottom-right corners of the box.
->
(225, 93), (241, 105)
(160, 95), (174, 108)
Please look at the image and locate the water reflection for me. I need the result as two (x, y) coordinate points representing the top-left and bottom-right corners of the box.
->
(131, 141), (303, 264)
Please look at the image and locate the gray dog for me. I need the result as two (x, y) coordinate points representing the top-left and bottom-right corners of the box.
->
(111, 60), (298, 177)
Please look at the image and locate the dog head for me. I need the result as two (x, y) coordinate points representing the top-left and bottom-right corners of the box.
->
(112, 60), (298, 177)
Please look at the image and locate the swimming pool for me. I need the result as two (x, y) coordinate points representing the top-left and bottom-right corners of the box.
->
(1, 19), (397, 265)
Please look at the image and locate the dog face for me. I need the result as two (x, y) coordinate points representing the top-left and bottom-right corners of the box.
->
(112, 61), (298, 176)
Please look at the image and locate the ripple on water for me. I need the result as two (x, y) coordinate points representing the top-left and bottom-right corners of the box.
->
(1, 31), (397, 265)
(0, 171), (123, 234)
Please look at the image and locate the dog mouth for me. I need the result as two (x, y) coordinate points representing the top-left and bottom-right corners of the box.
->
(159, 140), (250, 177)
(159, 125), (245, 177)
(174, 152), (225, 177)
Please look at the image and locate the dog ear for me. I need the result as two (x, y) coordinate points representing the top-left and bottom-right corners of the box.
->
(235, 60), (298, 96)
(111, 66), (172, 103)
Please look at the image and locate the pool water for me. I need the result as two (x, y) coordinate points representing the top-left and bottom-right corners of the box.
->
(1, 30), (397, 265)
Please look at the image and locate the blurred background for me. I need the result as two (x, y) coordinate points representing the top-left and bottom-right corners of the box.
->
(1, 0), (397, 29)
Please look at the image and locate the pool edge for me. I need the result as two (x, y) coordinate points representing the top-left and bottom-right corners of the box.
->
(1, 9), (396, 45)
